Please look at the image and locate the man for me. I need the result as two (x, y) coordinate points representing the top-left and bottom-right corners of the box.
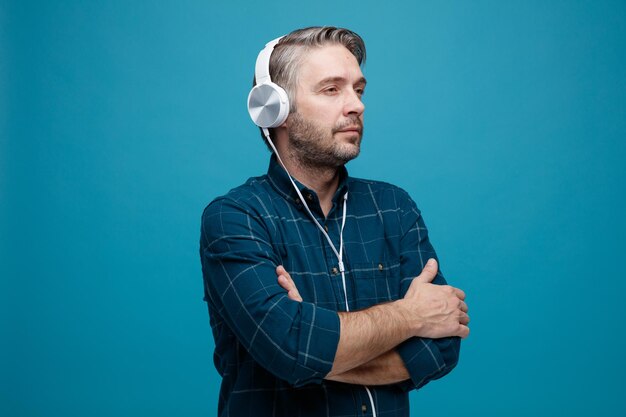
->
(200, 26), (469, 417)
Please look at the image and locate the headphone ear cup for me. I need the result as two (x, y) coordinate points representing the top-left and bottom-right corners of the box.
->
(247, 82), (290, 128)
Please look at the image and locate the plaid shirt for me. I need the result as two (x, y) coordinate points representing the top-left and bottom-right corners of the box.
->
(200, 156), (460, 417)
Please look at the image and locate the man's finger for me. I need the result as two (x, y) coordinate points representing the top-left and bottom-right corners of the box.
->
(277, 275), (302, 301)
(458, 324), (470, 339)
(276, 265), (302, 302)
(276, 265), (288, 277)
(276, 265), (293, 290)
(288, 289), (303, 302)
(276, 265), (294, 286)
(277, 274), (291, 291)
(459, 312), (470, 325)
(454, 287), (466, 301)
(414, 258), (438, 283)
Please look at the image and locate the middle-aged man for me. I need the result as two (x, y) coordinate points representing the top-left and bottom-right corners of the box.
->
(200, 26), (470, 417)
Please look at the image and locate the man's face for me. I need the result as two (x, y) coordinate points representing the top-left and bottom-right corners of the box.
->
(286, 44), (366, 168)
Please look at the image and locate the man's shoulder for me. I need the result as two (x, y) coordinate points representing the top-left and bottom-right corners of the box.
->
(202, 174), (273, 217)
(347, 176), (415, 206)
(348, 176), (405, 191)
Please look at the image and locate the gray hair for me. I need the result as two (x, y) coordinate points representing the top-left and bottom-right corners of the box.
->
(254, 26), (366, 150)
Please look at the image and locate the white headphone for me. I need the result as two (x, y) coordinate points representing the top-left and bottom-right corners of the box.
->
(247, 36), (290, 128)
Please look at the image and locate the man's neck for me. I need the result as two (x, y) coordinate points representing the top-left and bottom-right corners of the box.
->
(278, 154), (341, 218)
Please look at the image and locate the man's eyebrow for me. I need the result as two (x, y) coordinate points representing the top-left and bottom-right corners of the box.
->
(314, 76), (367, 88)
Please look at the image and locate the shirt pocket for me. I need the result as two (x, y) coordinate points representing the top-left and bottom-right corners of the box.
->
(350, 260), (401, 310)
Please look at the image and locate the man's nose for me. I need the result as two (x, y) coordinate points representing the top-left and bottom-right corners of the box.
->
(344, 89), (365, 116)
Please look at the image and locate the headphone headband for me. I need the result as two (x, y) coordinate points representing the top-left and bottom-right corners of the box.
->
(254, 36), (283, 85)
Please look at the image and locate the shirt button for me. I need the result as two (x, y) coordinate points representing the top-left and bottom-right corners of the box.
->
(306, 193), (314, 201)
(324, 225), (329, 232)
(361, 404), (367, 413)
(331, 267), (339, 275)
(295, 198), (301, 204)
(378, 263), (384, 271)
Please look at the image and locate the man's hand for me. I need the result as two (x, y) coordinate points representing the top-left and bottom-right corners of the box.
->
(275, 260), (470, 378)
(400, 259), (470, 339)
(276, 265), (302, 302)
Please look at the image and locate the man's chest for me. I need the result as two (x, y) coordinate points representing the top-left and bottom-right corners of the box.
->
(267, 208), (404, 311)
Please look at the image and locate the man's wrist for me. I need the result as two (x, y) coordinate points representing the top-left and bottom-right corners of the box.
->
(391, 298), (421, 338)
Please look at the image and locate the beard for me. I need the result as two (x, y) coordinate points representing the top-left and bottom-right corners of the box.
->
(287, 111), (363, 169)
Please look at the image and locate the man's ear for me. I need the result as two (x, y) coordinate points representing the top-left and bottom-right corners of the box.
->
(271, 120), (289, 145)
(279, 113), (290, 128)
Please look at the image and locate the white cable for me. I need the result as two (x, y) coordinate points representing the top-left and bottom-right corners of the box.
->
(263, 128), (376, 417)
(364, 387), (377, 417)
(338, 193), (349, 312)
(264, 128), (349, 310)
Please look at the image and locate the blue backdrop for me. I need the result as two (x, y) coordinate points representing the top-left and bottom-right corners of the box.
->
(2, 1), (625, 416)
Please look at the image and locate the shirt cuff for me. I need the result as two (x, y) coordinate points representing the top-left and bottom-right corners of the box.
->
(289, 303), (340, 387)
(396, 337), (447, 391)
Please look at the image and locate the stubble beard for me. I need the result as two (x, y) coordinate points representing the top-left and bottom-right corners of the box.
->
(287, 112), (363, 169)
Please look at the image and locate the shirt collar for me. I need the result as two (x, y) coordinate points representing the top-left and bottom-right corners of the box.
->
(266, 154), (350, 209)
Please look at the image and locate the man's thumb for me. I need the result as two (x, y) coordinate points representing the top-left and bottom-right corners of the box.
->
(415, 258), (438, 283)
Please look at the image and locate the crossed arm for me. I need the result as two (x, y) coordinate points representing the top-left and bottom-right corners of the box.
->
(328, 350), (409, 385)
(202, 196), (469, 388)
(276, 261), (470, 385)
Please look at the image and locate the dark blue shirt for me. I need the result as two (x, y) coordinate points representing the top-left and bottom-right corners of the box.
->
(200, 156), (460, 416)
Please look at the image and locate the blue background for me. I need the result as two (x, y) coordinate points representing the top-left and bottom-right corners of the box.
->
(2, 1), (625, 416)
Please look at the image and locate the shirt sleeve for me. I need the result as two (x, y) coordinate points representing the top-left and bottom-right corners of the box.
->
(200, 197), (341, 387)
(393, 188), (461, 391)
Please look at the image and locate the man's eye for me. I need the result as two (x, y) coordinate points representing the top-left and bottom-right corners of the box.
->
(355, 88), (365, 96)
(324, 87), (338, 94)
